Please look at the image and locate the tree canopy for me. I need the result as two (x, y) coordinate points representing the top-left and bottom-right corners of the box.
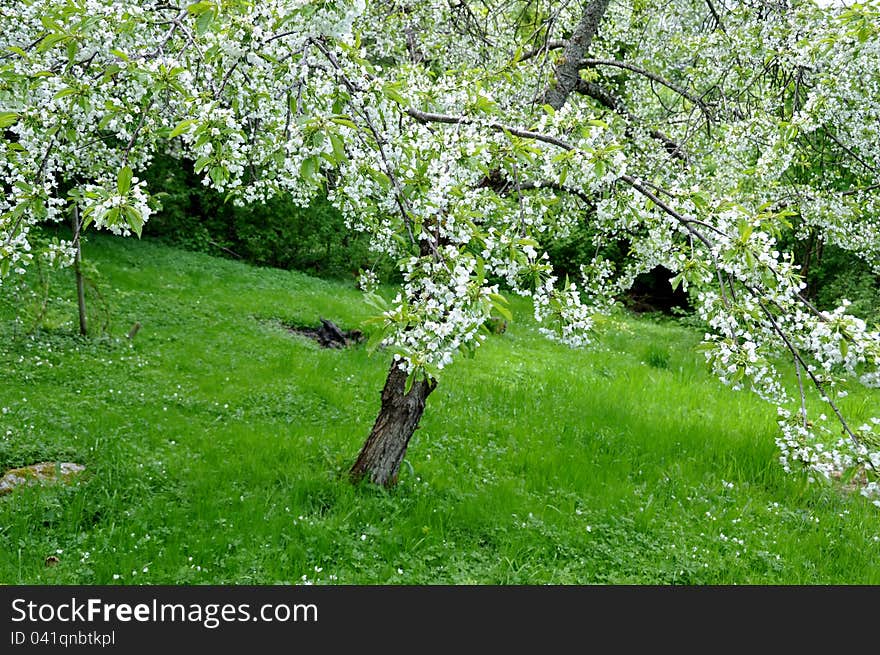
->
(2, 0), (879, 494)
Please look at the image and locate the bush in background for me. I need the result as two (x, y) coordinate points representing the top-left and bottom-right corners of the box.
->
(805, 244), (880, 320)
(143, 155), (396, 281)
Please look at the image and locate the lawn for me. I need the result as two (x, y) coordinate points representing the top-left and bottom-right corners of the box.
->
(1, 234), (878, 584)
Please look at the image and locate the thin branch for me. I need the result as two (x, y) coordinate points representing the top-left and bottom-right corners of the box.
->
(755, 298), (861, 448)
(841, 182), (880, 197)
(479, 174), (595, 206)
(704, 0), (727, 33)
(579, 58), (711, 119)
(215, 60), (241, 98)
(311, 38), (421, 251)
(576, 80), (688, 160)
(825, 130), (878, 175)
(793, 355), (808, 429)
(406, 107), (575, 151)
(618, 174), (715, 250)
(0, 34), (47, 60)
(517, 39), (566, 62)
(122, 98), (154, 165)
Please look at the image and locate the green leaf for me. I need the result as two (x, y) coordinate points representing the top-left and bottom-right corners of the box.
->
(492, 302), (512, 322)
(309, 130), (325, 148)
(329, 133), (346, 163)
(0, 112), (19, 129)
(117, 166), (133, 196)
(187, 1), (214, 16)
(196, 9), (215, 35)
(367, 168), (390, 189)
(100, 64), (122, 83)
(300, 156), (318, 181)
(670, 272), (684, 292)
(382, 85), (406, 105)
(123, 205), (143, 237)
(404, 368), (417, 395)
(53, 87), (77, 101)
(364, 328), (386, 356)
(169, 119), (195, 139)
(37, 33), (67, 52)
(209, 166), (227, 186)
(39, 16), (60, 31)
(105, 207), (120, 227)
(330, 116), (357, 129)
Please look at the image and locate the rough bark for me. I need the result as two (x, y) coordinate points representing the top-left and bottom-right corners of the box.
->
(350, 359), (437, 487)
(542, 0), (612, 110)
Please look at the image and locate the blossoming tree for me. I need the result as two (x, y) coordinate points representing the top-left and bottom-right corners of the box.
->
(2, 0), (879, 494)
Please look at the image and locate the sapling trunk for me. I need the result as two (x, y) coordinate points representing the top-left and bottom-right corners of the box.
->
(71, 205), (87, 337)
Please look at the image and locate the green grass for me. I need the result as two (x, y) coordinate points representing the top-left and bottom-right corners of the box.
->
(1, 234), (879, 584)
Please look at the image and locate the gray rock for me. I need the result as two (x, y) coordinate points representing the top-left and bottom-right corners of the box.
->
(0, 462), (86, 495)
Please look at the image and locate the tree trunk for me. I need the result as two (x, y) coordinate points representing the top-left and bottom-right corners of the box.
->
(542, 0), (612, 110)
(71, 205), (87, 337)
(350, 359), (437, 487)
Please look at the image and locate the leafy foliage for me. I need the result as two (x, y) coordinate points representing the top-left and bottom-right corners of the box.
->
(143, 155), (394, 280)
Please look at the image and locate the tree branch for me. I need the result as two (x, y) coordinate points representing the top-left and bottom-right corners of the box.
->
(576, 80), (688, 160)
(518, 40), (566, 63)
(705, 0), (726, 33)
(754, 298), (862, 449)
(311, 38), (423, 252)
(542, 0), (612, 110)
(579, 58), (712, 119)
(406, 107), (575, 151)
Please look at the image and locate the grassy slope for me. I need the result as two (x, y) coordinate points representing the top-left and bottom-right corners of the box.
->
(0, 234), (878, 584)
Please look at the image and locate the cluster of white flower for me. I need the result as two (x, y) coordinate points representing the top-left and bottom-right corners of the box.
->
(356, 269), (379, 293)
(777, 407), (880, 506)
(80, 177), (153, 237)
(379, 250), (496, 373)
(533, 278), (595, 349)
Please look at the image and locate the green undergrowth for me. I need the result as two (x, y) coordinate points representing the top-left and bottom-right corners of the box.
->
(1, 235), (878, 584)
